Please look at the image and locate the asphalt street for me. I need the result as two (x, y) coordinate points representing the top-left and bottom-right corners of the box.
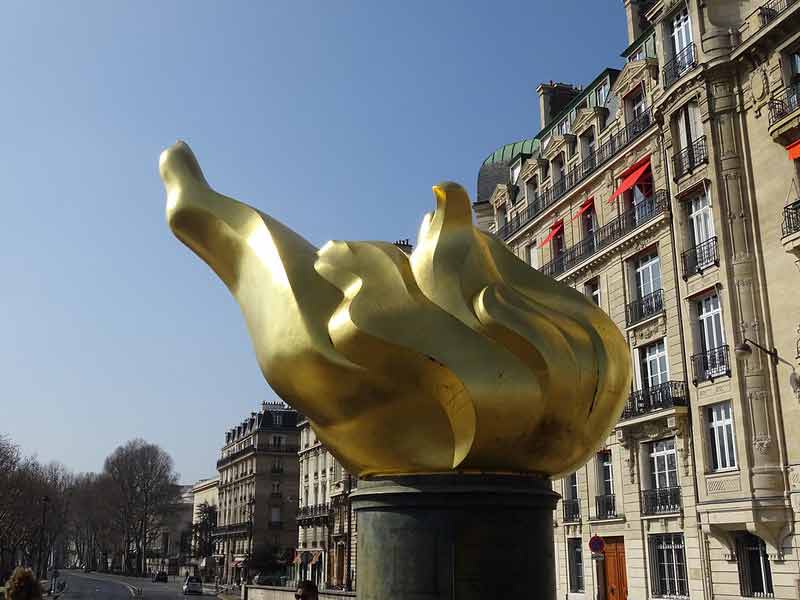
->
(59, 571), (213, 600)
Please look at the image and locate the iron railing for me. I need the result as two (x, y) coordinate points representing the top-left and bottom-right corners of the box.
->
(768, 85), (800, 125)
(641, 487), (681, 515)
(663, 43), (697, 88)
(673, 135), (708, 179)
(691, 344), (731, 384)
(296, 503), (331, 520)
(622, 381), (689, 419)
(496, 109), (655, 240)
(563, 498), (581, 522)
(758, 0), (800, 28)
(783, 200), (800, 237)
(625, 288), (664, 326)
(595, 494), (617, 520)
(540, 190), (670, 278)
(682, 236), (719, 278)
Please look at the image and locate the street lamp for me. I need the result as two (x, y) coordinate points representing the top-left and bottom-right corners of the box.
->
(246, 497), (256, 585)
(734, 337), (800, 397)
(36, 496), (50, 580)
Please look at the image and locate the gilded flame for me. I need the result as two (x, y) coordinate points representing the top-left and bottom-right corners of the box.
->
(160, 141), (631, 478)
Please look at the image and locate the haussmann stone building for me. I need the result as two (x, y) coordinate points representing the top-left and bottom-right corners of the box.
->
(475, 0), (800, 598)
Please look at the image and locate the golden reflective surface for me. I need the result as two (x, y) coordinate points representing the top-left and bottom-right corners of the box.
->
(160, 141), (631, 478)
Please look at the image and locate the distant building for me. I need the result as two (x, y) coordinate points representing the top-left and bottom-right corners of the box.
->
(145, 485), (194, 576)
(214, 401), (299, 584)
(294, 418), (357, 591)
(190, 477), (219, 577)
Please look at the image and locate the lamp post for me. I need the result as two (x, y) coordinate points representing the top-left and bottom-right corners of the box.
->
(36, 496), (50, 580)
(735, 337), (800, 398)
(344, 474), (352, 592)
(246, 497), (256, 585)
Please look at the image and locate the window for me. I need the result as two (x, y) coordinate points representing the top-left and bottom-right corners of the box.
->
(639, 339), (669, 389)
(675, 101), (701, 150)
(552, 227), (565, 258)
(649, 438), (678, 490)
(707, 401), (737, 471)
(627, 87), (647, 121)
(697, 293), (725, 359)
(635, 251), (662, 300)
(669, 8), (692, 57)
(598, 450), (613, 496)
(270, 506), (281, 523)
(584, 278), (601, 306)
(567, 538), (585, 593)
(737, 533), (774, 598)
(557, 118), (570, 136)
(596, 80), (609, 107)
(273, 413), (283, 426)
(649, 533), (689, 598)
(272, 481), (281, 493)
(526, 177), (538, 203)
(510, 161), (522, 185)
(553, 154), (565, 182)
(527, 243), (539, 269)
(496, 204), (507, 228)
(271, 435), (283, 448)
(567, 472), (578, 499)
(688, 192), (715, 250)
(581, 126), (596, 164)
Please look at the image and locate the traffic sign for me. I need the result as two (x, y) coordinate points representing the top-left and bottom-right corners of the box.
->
(588, 534), (605, 554)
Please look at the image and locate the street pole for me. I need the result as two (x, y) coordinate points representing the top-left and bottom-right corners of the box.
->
(247, 497), (255, 585)
(36, 496), (50, 581)
(345, 475), (352, 592)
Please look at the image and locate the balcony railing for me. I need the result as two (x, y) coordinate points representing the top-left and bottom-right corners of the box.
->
(663, 43), (697, 88)
(595, 494), (617, 520)
(783, 200), (800, 237)
(691, 344), (731, 384)
(641, 487), (681, 515)
(625, 288), (664, 327)
(768, 85), (800, 126)
(682, 236), (719, 278)
(673, 135), (708, 180)
(622, 381), (688, 419)
(563, 498), (581, 522)
(496, 109), (655, 240)
(297, 503), (331, 520)
(758, 0), (800, 28)
(540, 190), (670, 278)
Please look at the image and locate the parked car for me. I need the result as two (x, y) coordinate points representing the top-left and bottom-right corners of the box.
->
(152, 571), (168, 583)
(182, 575), (203, 595)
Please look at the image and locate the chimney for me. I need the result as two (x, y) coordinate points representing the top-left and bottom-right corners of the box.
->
(623, 0), (649, 45)
(537, 82), (581, 129)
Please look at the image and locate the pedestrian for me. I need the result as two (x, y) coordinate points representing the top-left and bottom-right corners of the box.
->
(294, 580), (318, 600)
(4, 567), (43, 600)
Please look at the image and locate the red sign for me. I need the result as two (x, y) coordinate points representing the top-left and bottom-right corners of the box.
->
(588, 535), (605, 554)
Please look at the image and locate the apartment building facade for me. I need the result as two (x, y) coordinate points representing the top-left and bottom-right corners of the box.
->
(294, 418), (357, 591)
(477, 1), (800, 598)
(214, 402), (299, 584)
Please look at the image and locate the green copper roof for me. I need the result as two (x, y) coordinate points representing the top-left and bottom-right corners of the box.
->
(482, 138), (539, 167)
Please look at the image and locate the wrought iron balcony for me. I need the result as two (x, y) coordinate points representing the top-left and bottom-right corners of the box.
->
(663, 43), (697, 88)
(673, 135), (708, 180)
(691, 344), (731, 384)
(758, 0), (800, 28)
(495, 109), (654, 240)
(768, 85), (800, 126)
(563, 498), (581, 522)
(621, 381), (688, 420)
(682, 236), (719, 278)
(783, 200), (800, 237)
(540, 190), (670, 278)
(296, 503), (331, 521)
(625, 288), (664, 327)
(641, 487), (681, 515)
(595, 494), (617, 520)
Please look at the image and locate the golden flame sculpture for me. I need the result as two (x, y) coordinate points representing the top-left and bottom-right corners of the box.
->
(160, 141), (631, 479)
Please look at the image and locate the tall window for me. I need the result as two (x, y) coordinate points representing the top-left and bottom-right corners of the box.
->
(635, 251), (662, 300)
(628, 87), (647, 121)
(639, 339), (669, 389)
(737, 533), (774, 597)
(496, 204), (507, 228)
(688, 192), (715, 250)
(527, 243), (539, 269)
(583, 205), (598, 242)
(676, 101), (701, 151)
(649, 438), (678, 490)
(584, 278), (601, 306)
(567, 472), (579, 499)
(650, 533), (689, 598)
(581, 127), (596, 161)
(697, 293), (725, 357)
(670, 8), (692, 57)
(510, 161), (521, 185)
(598, 450), (613, 496)
(273, 413), (283, 425)
(568, 538), (585, 593)
(707, 401), (737, 471)
(526, 176), (538, 203)
(596, 80), (609, 107)
(552, 227), (565, 258)
(270, 506), (281, 524)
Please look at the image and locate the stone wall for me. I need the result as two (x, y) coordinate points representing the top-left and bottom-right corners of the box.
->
(244, 585), (355, 600)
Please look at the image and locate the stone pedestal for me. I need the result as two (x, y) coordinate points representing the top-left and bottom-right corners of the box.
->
(350, 474), (559, 600)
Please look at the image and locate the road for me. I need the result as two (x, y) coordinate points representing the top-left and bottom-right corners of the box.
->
(59, 571), (216, 600)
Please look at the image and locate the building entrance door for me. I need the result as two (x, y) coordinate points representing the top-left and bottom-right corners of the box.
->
(603, 537), (628, 600)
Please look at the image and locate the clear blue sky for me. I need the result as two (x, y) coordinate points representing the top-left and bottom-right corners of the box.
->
(0, 1), (627, 483)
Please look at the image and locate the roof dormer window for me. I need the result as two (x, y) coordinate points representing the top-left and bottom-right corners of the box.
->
(510, 160), (522, 185)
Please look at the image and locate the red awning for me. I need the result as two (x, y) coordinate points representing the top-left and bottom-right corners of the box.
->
(788, 140), (800, 161)
(538, 220), (564, 248)
(571, 197), (594, 221)
(608, 157), (651, 203)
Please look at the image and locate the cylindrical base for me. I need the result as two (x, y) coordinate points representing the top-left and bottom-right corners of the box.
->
(351, 474), (559, 600)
